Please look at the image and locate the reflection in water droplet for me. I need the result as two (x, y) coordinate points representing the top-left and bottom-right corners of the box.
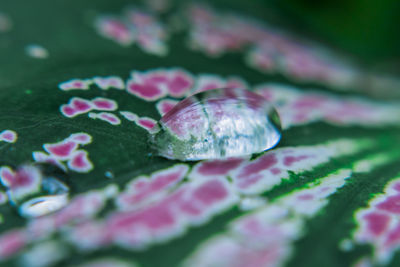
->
(5, 163), (70, 218)
(150, 88), (282, 161)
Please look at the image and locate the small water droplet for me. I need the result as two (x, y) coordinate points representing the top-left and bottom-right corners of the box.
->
(149, 88), (282, 161)
(4, 163), (70, 218)
(104, 171), (114, 179)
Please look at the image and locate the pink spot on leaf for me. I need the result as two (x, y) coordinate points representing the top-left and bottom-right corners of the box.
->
(96, 17), (133, 45)
(156, 99), (179, 116)
(59, 79), (92, 91)
(384, 223), (400, 248)
(127, 79), (167, 101)
(117, 164), (189, 210)
(0, 230), (27, 260)
(0, 165), (42, 200)
(68, 133), (92, 145)
(91, 97), (118, 111)
(283, 155), (309, 167)
(0, 130), (17, 143)
(60, 97), (93, 118)
(377, 195), (400, 214)
(194, 158), (243, 177)
(192, 179), (229, 206)
(89, 112), (121, 125)
(136, 117), (157, 132)
(364, 212), (390, 236)
(44, 141), (78, 160)
(238, 153), (278, 179)
(32, 151), (67, 171)
(108, 178), (235, 248)
(120, 111), (139, 122)
(167, 70), (194, 97)
(297, 193), (314, 201)
(93, 76), (125, 90)
(68, 150), (93, 173)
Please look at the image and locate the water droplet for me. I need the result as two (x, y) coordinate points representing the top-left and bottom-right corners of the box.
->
(4, 163), (70, 218)
(104, 171), (114, 179)
(18, 194), (69, 219)
(149, 88), (282, 161)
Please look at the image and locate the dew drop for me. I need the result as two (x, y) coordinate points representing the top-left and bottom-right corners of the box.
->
(18, 194), (69, 219)
(149, 88), (282, 161)
(5, 163), (70, 218)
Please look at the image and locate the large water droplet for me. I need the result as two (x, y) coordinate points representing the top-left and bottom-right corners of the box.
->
(5, 163), (70, 218)
(150, 88), (282, 161)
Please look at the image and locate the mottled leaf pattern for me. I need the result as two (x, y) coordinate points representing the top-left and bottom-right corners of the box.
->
(0, 0), (399, 267)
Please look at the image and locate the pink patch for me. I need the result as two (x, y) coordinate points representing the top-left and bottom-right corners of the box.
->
(33, 132), (92, 173)
(73, 98), (93, 111)
(117, 164), (189, 210)
(192, 179), (228, 205)
(297, 193), (314, 201)
(155, 99), (179, 116)
(0, 165), (42, 201)
(283, 155), (309, 167)
(255, 83), (400, 128)
(194, 158), (243, 176)
(120, 111), (138, 122)
(393, 183), (400, 192)
(167, 71), (194, 97)
(59, 79), (92, 91)
(293, 95), (327, 109)
(96, 9), (168, 55)
(96, 17), (133, 45)
(93, 76), (125, 90)
(0, 130), (17, 143)
(55, 194), (102, 225)
(32, 151), (67, 171)
(67, 221), (111, 250)
(353, 178), (400, 263)
(0, 167), (15, 187)
(127, 79), (167, 101)
(377, 195), (400, 214)
(142, 71), (169, 84)
(109, 178), (234, 247)
(68, 133), (92, 145)
(385, 223), (400, 247)
(238, 153), (278, 179)
(68, 150), (93, 173)
(0, 230), (27, 260)
(89, 112), (121, 125)
(248, 48), (276, 71)
(0, 165), (40, 190)
(364, 212), (390, 236)
(110, 200), (177, 237)
(91, 97), (118, 111)
(44, 141), (78, 160)
(12, 167), (38, 189)
(136, 117), (157, 131)
(60, 97), (93, 118)
(270, 168), (281, 175)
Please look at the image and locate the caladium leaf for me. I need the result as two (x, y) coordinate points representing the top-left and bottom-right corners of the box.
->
(0, 1), (399, 267)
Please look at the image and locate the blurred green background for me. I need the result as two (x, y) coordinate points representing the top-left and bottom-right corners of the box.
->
(214, 0), (400, 66)
(277, 0), (400, 62)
